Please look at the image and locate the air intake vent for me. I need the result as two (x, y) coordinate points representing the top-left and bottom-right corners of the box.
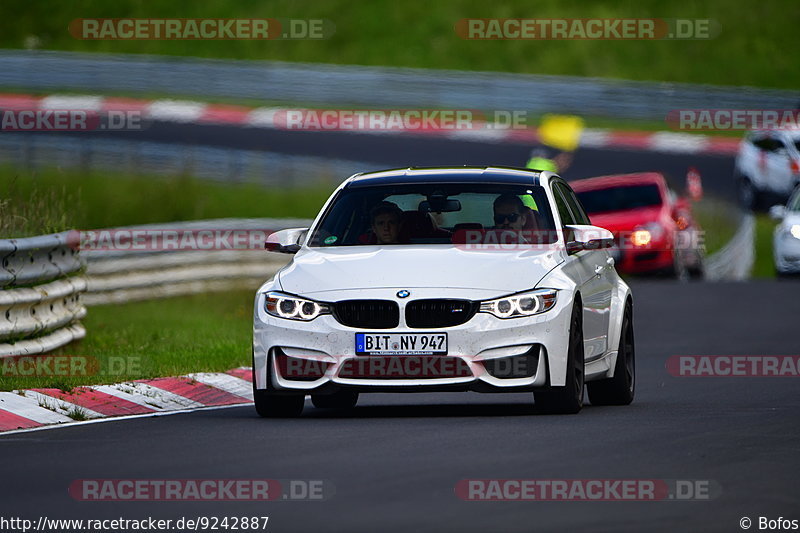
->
(332, 300), (399, 329)
(405, 299), (478, 328)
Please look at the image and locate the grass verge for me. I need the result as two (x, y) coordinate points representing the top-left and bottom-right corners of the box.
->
(692, 198), (738, 255)
(0, 0), (796, 89)
(0, 289), (255, 392)
(753, 214), (778, 279)
(0, 166), (335, 237)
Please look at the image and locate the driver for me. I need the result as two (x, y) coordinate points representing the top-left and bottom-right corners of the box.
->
(370, 201), (403, 244)
(492, 194), (529, 231)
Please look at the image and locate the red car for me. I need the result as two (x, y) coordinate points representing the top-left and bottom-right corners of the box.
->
(570, 171), (704, 279)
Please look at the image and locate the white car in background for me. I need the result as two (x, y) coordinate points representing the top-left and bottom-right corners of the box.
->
(252, 167), (634, 417)
(770, 185), (800, 276)
(735, 128), (800, 210)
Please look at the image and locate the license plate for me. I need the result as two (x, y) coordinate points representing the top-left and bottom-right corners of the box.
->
(355, 333), (448, 355)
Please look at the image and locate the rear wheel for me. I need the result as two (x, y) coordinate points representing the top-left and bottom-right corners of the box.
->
(587, 300), (635, 406)
(534, 301), (584, 414)
(311, 390), (359, 409)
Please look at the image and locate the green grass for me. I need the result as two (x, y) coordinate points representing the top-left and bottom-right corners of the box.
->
(0, 166), (335, 237)
(753, 214), (778, 278)
(692, 198), (739, 255)
(0, 290), (255, 391)
(0, 0), (797, 90)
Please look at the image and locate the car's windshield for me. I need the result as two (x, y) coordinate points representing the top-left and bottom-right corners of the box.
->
(575, 184), (663, 215)
(308, 182), (557, 246)
(789, 189), (800, 212)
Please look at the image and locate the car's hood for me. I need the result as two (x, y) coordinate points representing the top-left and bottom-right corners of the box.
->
(588, 206), (665, 234)
(782, 211), (800, 228)
(277, 245), (564, 296)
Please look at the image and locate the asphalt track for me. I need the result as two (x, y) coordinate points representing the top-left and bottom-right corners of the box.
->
(70, 122), (739, 201)
(1, 281), (798, 533)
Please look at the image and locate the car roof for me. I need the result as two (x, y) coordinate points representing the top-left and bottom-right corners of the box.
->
(345, 166), (547, 188)
(570, 172), (666, 192)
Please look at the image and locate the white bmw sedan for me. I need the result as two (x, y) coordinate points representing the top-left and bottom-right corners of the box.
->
(253, 167), (634, 416)
(770, 184), (800, 275)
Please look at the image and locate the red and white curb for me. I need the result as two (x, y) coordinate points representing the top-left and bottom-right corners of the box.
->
(0, 367), (255, 434)
(0, 93), (741, 155)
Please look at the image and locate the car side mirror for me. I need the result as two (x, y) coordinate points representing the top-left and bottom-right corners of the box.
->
(565, 225), (615, 255)
(265, 228), (308, 254)
(769, 205), (786, 221)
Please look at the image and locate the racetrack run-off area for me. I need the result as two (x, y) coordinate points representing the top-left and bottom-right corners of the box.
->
(1, 281), (798, 532)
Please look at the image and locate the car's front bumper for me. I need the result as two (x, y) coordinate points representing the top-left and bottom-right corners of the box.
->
(253, 288), (574, 392)
(775, 231), (800, 274)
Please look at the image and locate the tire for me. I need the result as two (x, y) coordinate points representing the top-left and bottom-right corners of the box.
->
(252, 358), (305, 418)
(534, 300), (584, 414)
(738, 177), (761, 211)
(587, 300), (635, 406)
(311, 390), (359, 409)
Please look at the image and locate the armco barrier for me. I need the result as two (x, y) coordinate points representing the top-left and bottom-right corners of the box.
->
(704, 213), (755, 281)
(1, 213), (752, 356)
(81, 218), (310, 305)
(1, 51), (798, 120)
(0, 231), (87, 356)
(1, 231), (83, 288)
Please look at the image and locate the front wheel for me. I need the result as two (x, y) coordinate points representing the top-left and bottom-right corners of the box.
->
(587, 300), (635, 406)
(252, 362), (305, 417)
(253, 389), (305, 417)
(534, 301), (584, 414)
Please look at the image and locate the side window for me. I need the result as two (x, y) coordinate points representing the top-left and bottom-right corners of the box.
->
(751, 136), (784, 153)
(552, 184), (575, 228)
(559, 183), (591, 225)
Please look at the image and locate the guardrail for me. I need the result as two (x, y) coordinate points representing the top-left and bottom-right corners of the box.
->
(0, 231), (87, 356)
(704, 213), (755, 281)
(81, 218), (309, 305)
(1, 213), (754, 356)
(1, 50), (798, 120)
(0, 133), (375, 187)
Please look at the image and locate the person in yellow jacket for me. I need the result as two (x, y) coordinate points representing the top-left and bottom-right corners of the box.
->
(525, 146), (573, 174)
(526, 114), (583, 174)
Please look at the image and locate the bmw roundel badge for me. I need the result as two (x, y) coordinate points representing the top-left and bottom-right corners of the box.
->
(397, 290), (410, 298)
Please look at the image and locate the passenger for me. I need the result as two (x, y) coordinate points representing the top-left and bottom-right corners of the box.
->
(369, 201), (403, 244)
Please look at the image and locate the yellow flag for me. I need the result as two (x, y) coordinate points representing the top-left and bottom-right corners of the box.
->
(538, 114), (584, 152)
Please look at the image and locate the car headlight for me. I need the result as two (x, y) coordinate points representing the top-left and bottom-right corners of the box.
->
(479, 289), (558, 319)
(264, 291), (330, 321)
(631, 222), (665, 247)
(791, 224), (800, 240)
